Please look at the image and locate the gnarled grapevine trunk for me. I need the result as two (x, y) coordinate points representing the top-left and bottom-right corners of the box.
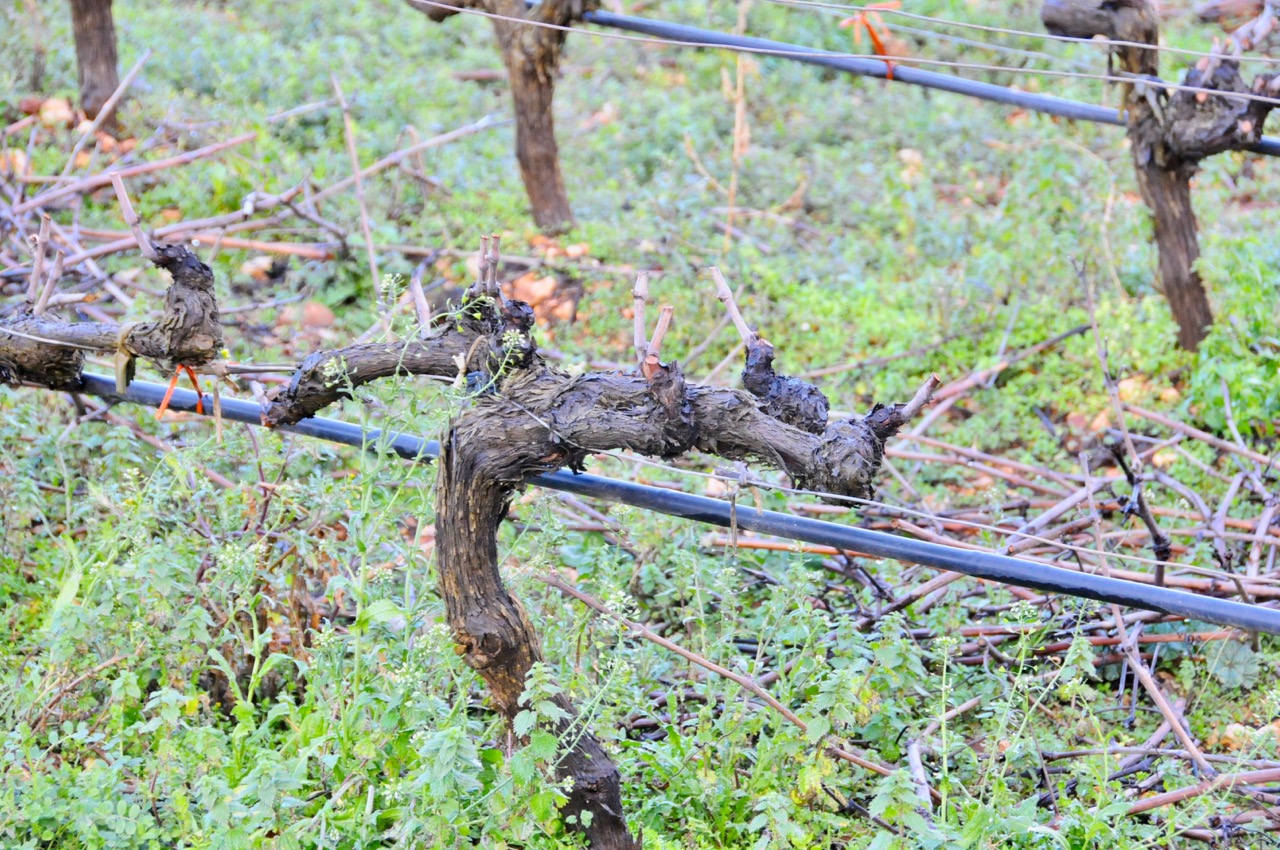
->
(1, 244), (221, 391)
(69, 0), (119, 122)
(1042, 0), (1278, 350)
(437, 417), (637, 848)
(261, 245), (935, 846)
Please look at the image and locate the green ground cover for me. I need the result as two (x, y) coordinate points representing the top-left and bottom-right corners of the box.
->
(2, 1), (1279, 847)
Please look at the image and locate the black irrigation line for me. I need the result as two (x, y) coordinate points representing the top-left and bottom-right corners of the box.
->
(577, 8), (1280, 158)
(76, 372), (1280, 636)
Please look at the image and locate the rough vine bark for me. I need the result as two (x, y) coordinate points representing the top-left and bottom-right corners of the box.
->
(0, 244), (221, 391)
(263, 244), (935, 846)
(69, 0), (120, 123)
(408, 0), (591, 233)
(1042, 0), (1279, 350)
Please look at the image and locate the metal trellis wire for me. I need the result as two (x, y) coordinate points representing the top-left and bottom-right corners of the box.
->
(576, 7), (1280, 157)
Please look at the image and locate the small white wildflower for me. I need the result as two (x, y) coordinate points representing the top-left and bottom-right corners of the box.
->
(380, 273), (404, 297)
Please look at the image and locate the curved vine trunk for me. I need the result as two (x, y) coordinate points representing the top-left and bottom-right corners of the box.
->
(1042, 0), (1279, 351)
(403, 264), (929, 845)
(69, 0), (119, 122)
(436, 428), (637, 848)
(0, 244), (221, 391)
(264, 248), (935, 845)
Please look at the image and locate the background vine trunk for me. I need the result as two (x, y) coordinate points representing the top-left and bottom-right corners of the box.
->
(69, 0), (119, 122)
(409, 0), (587, 233)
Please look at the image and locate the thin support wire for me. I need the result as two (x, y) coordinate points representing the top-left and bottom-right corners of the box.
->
(765, 0), (1280, 67)
(403, 0), (1280, 157)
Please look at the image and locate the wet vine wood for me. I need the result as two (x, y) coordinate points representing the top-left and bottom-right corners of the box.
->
(263, 246), (935, 846)
(1042, 0), (1279, 350)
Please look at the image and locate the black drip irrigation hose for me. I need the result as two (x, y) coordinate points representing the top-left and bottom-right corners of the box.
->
(76, 372), (1280, 635)
(578, 8), (1280, 159)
